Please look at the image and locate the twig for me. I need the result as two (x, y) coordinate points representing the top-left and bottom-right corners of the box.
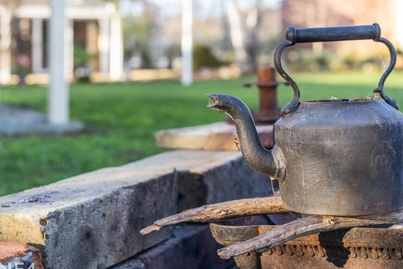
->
(140, 196), (289, 235)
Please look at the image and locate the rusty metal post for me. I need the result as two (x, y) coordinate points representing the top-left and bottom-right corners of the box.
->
(225, 66), (286, 148)
(243, 66), (284, 124)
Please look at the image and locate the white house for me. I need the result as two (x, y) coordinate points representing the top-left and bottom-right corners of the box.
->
(0, 0), (123, 85)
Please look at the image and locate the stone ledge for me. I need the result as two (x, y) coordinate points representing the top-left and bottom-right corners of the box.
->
(155, 122), (274, 150)
(0, 150), (271, 268)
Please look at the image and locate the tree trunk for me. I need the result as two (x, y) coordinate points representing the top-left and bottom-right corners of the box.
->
(0, 4), (12, 87)
(226, 0), (259, 75)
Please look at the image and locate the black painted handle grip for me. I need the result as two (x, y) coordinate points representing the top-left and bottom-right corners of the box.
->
(286, 23), (381, 44)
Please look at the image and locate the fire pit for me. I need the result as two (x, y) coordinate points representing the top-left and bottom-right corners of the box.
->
(141, 23), (403, 269)
(210, 222), (403, 269)
(141, 196), (403, 268)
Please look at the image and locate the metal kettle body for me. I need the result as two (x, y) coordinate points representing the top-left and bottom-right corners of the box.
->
(275, 98), (403, 215)
(208, 24), (403, 216)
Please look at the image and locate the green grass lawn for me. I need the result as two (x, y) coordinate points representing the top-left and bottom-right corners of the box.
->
(0, 70), (402, 196)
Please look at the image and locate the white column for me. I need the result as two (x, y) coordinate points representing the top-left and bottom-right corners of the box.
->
(48, 0), (69, 125)
(109, 13), (123, 81)
(65, 19), (74, 80)
(0, 5), (11, 85)
(86, 21), (97, 71)
(98, 18), (110, 74)
(31, 18), (43, 73)
(181, 0), (193, 86)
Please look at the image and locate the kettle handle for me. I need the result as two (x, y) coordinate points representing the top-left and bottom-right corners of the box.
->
(274, 23), (398, 116)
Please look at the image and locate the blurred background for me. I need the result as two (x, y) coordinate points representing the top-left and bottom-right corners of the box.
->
(0, 0), (402, 86)
(1, 0), (403, 196)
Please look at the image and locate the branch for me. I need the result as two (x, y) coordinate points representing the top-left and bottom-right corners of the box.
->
(140, 196), (289, 235)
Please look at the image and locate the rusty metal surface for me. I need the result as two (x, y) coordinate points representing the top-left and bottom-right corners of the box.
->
(242, 66), (283, 125)
(208, 94), (403, 216)
(210, 223), (403, 269)
(207, 24), (403, 216)
(275, 99), (403, 216)
(226, 66), (285, 125)
(210, 224), (262, 269)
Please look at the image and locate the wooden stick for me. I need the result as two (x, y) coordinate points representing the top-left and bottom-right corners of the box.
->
(217, 212), (400, 259)
(140, 196), (289, 235)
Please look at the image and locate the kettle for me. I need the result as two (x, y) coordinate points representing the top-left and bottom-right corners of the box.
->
(207, 24), (403, 216)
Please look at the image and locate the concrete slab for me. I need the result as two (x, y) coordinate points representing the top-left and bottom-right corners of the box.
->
(0, 103), (84, 135)
(155, 122), (274, 150)
(0, 150), (271, 269)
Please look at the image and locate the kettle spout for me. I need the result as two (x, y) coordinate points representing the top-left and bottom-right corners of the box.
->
(207, 94), (285, 181)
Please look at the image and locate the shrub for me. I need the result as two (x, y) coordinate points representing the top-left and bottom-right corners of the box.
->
(193, 44), (222, 70)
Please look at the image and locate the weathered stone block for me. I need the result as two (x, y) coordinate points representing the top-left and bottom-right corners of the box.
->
(155, 122), (274, 150)
(0, 174), (175, 269)
(174, 151), (272, 211)
(0, 150), (269, 268)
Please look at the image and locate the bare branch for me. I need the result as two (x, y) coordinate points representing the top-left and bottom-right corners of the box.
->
(140, 196), (289, 235)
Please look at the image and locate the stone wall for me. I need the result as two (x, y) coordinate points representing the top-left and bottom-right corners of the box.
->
(0, 150), (272, 269)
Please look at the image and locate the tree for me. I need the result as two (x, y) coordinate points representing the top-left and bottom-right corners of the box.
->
(109, 0), (158, 69)
(0, 0), (25, 107)
(282, 0), (341, 55)
(226, 0), (263, 75)
(0, 0), (22, 87)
